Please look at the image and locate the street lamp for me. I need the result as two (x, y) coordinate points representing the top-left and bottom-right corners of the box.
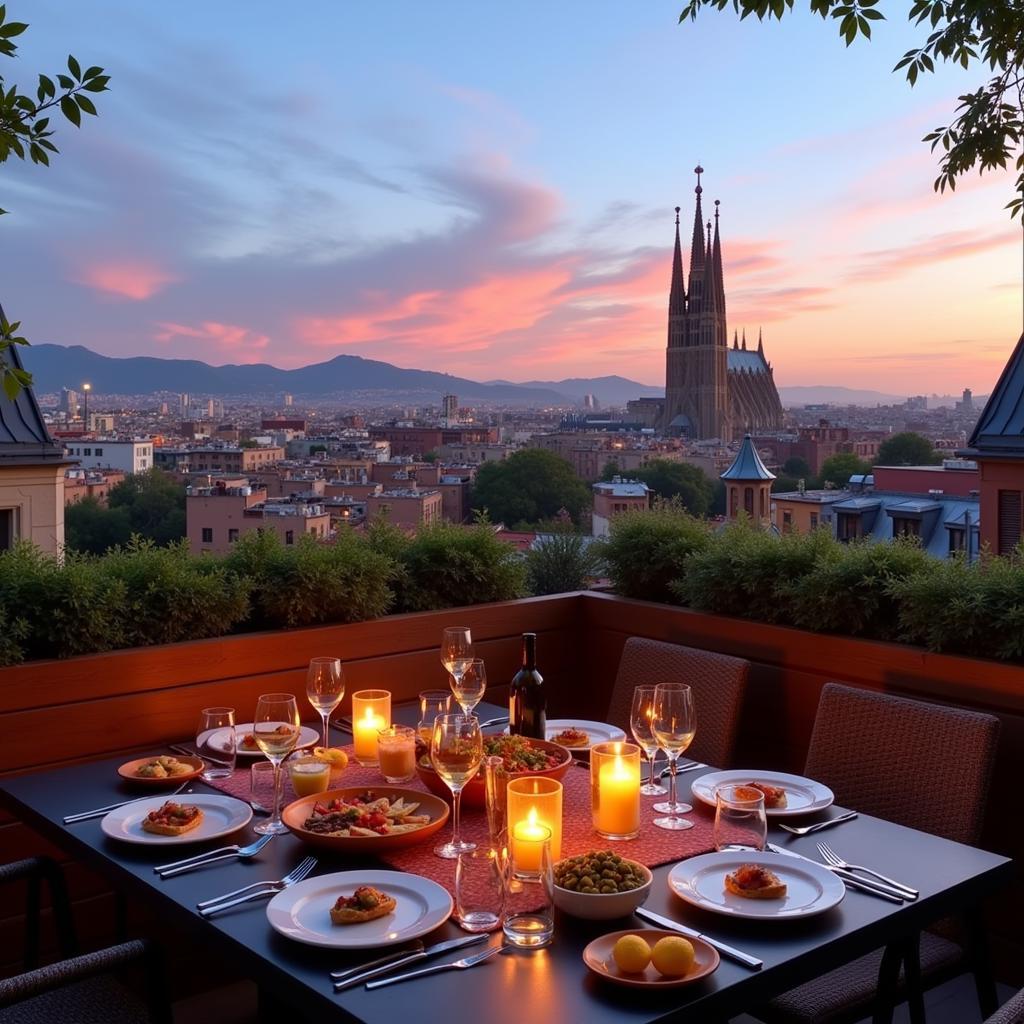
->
(81, 382), (91, 432)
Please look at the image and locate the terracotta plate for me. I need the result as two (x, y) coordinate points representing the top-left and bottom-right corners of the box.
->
(281, 786), (449, 853)
(582, 928), (720, 989)
(117, 755), (204, 785)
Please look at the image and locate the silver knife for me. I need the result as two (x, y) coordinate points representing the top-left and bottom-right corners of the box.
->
(635, 907), (763, 969)
(766, 844), (905, 903)
(478, 716), (509, 729)
(332, 933), (486, 990)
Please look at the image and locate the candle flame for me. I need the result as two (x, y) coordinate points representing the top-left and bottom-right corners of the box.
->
(527, 807), (538, 828)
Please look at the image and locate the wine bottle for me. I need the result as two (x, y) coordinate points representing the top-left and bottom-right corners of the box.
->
(509, 632), (546, 739)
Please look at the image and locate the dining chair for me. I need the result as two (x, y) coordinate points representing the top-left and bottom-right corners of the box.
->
(0, 856), (170, 1024)
(605, 637), (749, 769)
(756, 682), (1001, 1024)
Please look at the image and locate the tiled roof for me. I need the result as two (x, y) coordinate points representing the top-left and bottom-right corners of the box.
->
(728, 349), (769, 373)
(721, 434), (776, 481)
(963, 333), (1024, 456)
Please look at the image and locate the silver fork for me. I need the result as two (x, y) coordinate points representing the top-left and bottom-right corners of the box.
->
(155, 833), (275, 877)
(816, 841), (919, 898)
(778, 810), (858, 835)
(660, 760), (707, 778)
(197, 856), (316, 917)
(63, 781), (191, 824)
(365, 945), (502, 989)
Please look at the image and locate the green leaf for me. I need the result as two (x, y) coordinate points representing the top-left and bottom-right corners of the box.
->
(56, 73), (75, 90)
(67, 54), (81, 80)
(82, 76), (110, 93)
(74, 94), (96, 116)
(83, 65), (103, 80)
(2, 373), (20, 401)
(0, 19), (26, 38)
(60, 94), (81, 127)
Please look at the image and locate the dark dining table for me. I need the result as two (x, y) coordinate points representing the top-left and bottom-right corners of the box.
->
(0, 700), (1012, 1024)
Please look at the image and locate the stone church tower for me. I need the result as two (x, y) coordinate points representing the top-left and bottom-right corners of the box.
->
(659, 168), (784, 440)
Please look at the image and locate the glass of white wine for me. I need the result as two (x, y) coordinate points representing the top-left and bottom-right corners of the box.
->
(452, 658), (487, 716)
(252, 693), (301, 836)
(651, 682), (696, 831)
(440, 626), (473, 706)
(306, 657), (345, 749)
(430, 713), (483, 859)
(630, 686), (667, 796)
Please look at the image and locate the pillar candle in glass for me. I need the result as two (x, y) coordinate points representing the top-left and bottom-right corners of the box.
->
(510, 813), (551, 880)
(377, 725), (417, 783)
(591, 741), (642, 840)
(506, 776), (562, 863)
(351, 690), (391, 765)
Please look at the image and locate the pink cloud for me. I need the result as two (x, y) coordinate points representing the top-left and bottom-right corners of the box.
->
(74, 261), (178, 300)
(845, 228), (1019, 283)
(154, 320), (271, 362)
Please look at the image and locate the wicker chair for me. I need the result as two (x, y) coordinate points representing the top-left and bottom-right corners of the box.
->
(606, 637), (749, 769)
(0, 857), (169, 1024)
(757, 683), (1001, 1024)
(988, 989), (1024, 1024)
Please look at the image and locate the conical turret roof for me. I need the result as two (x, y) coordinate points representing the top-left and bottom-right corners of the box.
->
(963, 333), (1024, 457)
(720, 434), (776, 481)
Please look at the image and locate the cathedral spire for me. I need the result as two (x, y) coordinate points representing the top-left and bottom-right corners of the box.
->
(689, 165), (706, 272)
(669, 206), (685, 316)
(757, 327), (764, 355)
(741, 328), (747, 350)
(712, 200), (726, 323)
(733, 329), (739, 350)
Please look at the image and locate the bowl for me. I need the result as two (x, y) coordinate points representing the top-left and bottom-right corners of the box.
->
(415, 735), (572, 809)
(551, 859), (653, 920)
(281, 786), (449, 853)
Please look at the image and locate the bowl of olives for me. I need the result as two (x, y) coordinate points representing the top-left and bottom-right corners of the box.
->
(551, 851), (652, 920)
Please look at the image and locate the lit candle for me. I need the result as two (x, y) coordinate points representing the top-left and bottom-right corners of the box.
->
(512, 809), (550, 875)
(592, 742), (641, 840)
(351, 689), (391, 765)
(377, 725), (417, 782)
(506, 776), (562, 860)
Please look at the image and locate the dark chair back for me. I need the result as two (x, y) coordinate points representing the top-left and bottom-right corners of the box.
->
(804, 683), (1000, 845)
(606, 637), (749, 769)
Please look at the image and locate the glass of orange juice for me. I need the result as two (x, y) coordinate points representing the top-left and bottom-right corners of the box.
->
(378, 725), (417, 783)
(287, 754), (331, 797)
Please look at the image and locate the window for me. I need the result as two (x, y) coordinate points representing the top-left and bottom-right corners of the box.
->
(837, 512), (861, 542)
(948, 527), (966, 555)
(201, 528), (213, 543)
(0, 508), (16, 551)
(744, 487), (754, 516)
(94, 448), (103, 457)
(810, 512), (819, 530)
(782, 510), (793, 533)
(759, 489), (766, 518)
(891, 517), (921, 538)
(285, 530), (294, 545)
(83, 448), (92, 456)
(228, 528), (239, 543)
(998, 490), (1022, 555)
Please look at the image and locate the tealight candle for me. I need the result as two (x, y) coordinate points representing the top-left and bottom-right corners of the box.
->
(351, 689), (391, 765)
(377, 725), (417, 783)
(506, 776), (562, 862)
(511, 811), (551, 878)
(591, 741), (641, 840)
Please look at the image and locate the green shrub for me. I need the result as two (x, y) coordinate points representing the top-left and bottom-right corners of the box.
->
(599, 502), (711, 604)
(0, 604), (28, 666)
(788, 537), (932, 641)
(0, 543), (127, 659)
(526, 531), (599, 596)
(889, 553), (1024, 659)
(395, 521), (527, 612)
(223, 531), (395, 629)
(674, 520), (833, 624)
(98, 538), (251, 648)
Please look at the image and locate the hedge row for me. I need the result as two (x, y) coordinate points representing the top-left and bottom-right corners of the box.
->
(0, 522), (527, 665)
(599, 505), (1024, 661)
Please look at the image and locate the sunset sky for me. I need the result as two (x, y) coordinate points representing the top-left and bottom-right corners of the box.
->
(4, 1), (1022, 394)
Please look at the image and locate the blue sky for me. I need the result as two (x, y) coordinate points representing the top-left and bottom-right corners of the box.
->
(4, 1), (1021, 392)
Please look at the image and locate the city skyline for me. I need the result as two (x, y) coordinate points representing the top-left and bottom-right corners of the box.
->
(2, 2), (1021, 394)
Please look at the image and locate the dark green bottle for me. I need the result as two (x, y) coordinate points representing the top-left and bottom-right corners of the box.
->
(509, 632), (546, 739)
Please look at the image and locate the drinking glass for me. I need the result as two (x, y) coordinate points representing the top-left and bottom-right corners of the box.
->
(630, 687), (667, 796)
(377, 725), (417, 783)
(651, 682), (696, 831)
(252, 693), (301, 836)
(440, 626), (473, 706)
(455, 846), (506, 933)
(714, 785), (767, 852)
(196, 707), (236, 781)
(419, 690), (451, 726)
(452, 658), (487, 716)
(250, 760), (275, 814)
(306, 657), (345, 749)
(430, 713), (483, 859)
(483, 755), (507, 848)
(503, 831), (554, 948)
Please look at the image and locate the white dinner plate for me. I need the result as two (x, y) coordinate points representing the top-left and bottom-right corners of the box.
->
(100, 794), (252, 845)
(690, 770), (834, 818)
(502, 719), (626, 745)
(668, 852), (845, 920)
(208, 723), (320, 757)
(266, 870), (453, 949)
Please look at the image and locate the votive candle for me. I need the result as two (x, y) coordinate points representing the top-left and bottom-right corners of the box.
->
(377, 725), (417, 782)
(351, 689), (391, 765)
(506, 776), (562, 861)
(591, 741), (641, 840)
(511, 812), (551, 878)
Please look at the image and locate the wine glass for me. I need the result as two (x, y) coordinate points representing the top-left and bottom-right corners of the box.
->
(630, 686), (668, 796)
(651, 682), (696, 831)
(306, 657), (345, 749)
(430, 713), (483, 859)
(441, 626), (474, 703)
(252, 693), (301, 836)
(452, 658), (487, 716)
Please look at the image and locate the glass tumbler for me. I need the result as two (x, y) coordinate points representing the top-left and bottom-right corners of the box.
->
(250, 760), (276, 813)
(503, 829), (554, 948)
(714, 785), (767, 852)
(455, 847), (506, 933)
(196, 707), (235, 781)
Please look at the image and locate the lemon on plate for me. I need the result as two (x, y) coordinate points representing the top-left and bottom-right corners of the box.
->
(651, 936), (695, 978)
(612, 934), (652, 973)
(313, 747), (349, 773)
